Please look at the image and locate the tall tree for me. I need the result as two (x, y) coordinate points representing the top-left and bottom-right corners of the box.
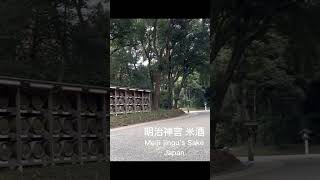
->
(0, 0), (109, 86)
(210, 0), (310, 147)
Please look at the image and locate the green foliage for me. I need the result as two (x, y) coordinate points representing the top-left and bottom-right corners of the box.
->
(216, 28), (320, 146)
(0, 0), (109, 86)
(110, 19), (210, 109)
(178, 71), (208, 108)
(110, 109), (185, 128)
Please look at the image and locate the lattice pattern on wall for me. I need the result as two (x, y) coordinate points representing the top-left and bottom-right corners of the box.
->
(110, 86), (151, 115)
(0, 76), (108, 168)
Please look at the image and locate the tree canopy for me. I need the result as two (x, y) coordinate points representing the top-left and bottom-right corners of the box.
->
(211, 0), (320, 147)
(0, 0), (109, 86)
(111, 19), (210, 110)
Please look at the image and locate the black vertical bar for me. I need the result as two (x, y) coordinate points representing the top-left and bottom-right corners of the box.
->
(76, 92), (83, 164)
(15, 87), (22, 169)
(48, 90), (54, 165)
(101, 94), (108, 161)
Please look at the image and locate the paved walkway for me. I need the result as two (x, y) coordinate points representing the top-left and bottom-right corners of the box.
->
(213, 154), (320, 180)
(110, 111), (210, 161)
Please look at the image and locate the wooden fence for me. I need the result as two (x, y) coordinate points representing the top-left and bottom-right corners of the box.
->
(110, 86), (151, 115)
(0, 76), (108, 169)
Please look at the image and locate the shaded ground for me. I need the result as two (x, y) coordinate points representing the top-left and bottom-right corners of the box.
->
(213, 154), (320, 180)
(110, 109), (185, 128)
(0, 162), (109, 180)
(231, 144), (320, 156)
(211, 150), (244, 174)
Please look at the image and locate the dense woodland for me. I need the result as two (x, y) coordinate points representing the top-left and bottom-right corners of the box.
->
(2, 0), (319, 149)
(111, 19), (210, 110)
(0, 0), (109, 86)
(211, 0), (320, 148)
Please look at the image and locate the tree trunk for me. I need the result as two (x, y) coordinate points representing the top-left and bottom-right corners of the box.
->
(166, 20), (173, 109)
(167, 79), (173, 109)
(52, 2), (67, 82)
(75, 0), (85, 27)
(30, 11), (39, 63)
(167, 62), (173, 109)
(152, 71), (161, 111)
(173, 99), (179, 109)
(211, 38), (247, 148)
(173, 72), (188, 109)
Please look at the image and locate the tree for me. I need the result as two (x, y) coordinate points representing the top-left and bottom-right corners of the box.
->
(0, 0), (109, 86)
(212, 0), (320, 147)
(111, 19), (210, 110)
(210, 0), (311, 147)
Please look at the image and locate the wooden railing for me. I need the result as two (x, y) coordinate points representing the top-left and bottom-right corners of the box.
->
(0, 76), (108, 168)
